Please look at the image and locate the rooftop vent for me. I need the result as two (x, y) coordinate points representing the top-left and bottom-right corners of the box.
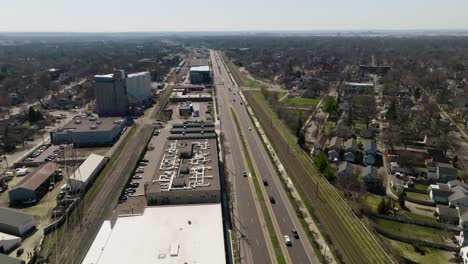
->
(74, 119), (82, 124)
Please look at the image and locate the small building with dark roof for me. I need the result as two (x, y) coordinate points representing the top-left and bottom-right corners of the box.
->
(0, 254), (25, 264)
(436, 205), (458, 224)
(8, 163), (56, 206)
(0, 207), (35, 237)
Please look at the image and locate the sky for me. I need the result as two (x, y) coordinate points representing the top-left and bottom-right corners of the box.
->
(0, 0), (467, 32)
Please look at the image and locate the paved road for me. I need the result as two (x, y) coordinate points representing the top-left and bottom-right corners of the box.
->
(211, 52), (272, 264)
(212, 51), (318, 264)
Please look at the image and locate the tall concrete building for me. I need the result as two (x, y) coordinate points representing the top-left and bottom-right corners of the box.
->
(125, 71), (151, 104)
(189, 66), (212, 84)
(94, 70), (129, 117)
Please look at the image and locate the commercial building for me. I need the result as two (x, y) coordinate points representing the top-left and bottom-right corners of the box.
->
(0, 232), (21, 253)
(9, 163), (57, 206)
(94, 70), (129, 116)
(0, 254), (25, 264)
(0, 207), (35, 237)
(126, 72), (151, 104)
(68, 154), (107, 193)
(170, 91), (212, 102)
(82, 204), (226, 264)
(50, 115), (126, 147)
(145, 137), (220, 205)
(189, 66), (211, 84)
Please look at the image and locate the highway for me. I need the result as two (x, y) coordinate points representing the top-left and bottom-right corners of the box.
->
(210, 52), (272, 263)
(211, 50), (319, 264)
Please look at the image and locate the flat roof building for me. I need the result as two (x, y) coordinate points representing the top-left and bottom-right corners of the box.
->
(145, 138), (221, 206)
(9, 163), (57, 207)
(0, 207), (35, 237)
(94, 70), (129, 117)
(82, 204), (226, 264)
(0, 232), (21, 253)
(0, 254), (25, 264)
(50, 115), (125, 147)
(68, 154), (107, 193)
(189, 66), (212, 85)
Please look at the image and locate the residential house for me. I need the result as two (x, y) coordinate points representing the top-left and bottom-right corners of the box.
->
(429, 183), (453, 204)
(344, 152), (356, 163)
(436, 204), (459, 224)
(364, 154), (376, 166)
(328, 137), (342, 152)
(337, 162), (355, 179)
(361, 165), (379, 185)
(344, 138), (357, 154)
(448, 180), (468, 192)
(364, 140), (377, 156)
(459, 208), (468, 247)
(437, 162), (458, 183)
(313, 135), (327, 156)
(449, 189), (468, 207)
(344, 138), (357, 163)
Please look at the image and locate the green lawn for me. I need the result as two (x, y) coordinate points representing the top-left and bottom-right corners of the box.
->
(386, 239), (450, 264)
(354, 121), (367, 131)
(282, 97), (319, 109)
(414, 183), (429, 191)
(406, 192), (432, 201)
(364, 194), (385, 212)
(242, 76), (268, 89)
(398, 210), (438, 223)
(374, 218), (451, 244)
(324, 121), (336, 136)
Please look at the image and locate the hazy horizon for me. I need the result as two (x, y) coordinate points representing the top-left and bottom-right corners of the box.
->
(1, 0), (467, 32)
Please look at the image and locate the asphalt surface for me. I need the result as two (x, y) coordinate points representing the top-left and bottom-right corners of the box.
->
(211, 51), (318, 264)
(211, 54), (272, 263)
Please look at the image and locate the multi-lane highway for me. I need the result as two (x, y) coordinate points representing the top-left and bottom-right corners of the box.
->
(211, 50), (319, 264)
(211, 52), (272, 264)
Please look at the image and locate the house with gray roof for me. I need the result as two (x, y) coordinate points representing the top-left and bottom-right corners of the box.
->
(363, 140), (377, 156)
(344, 138), (357, 153)
(437, 163), (458, 183)
(328, 149), (340, 162)
(328, 137), (342, 153)
(436, 204), (459, 224)
(364, 154), (376, 165)
(361, 165), (379, 185)
(449, 189), (468, 207)
(0, 207), (35, 237)
(429, 183), (454, 204)
(344, 151), (356, 163)
(337, 162), (355, 179)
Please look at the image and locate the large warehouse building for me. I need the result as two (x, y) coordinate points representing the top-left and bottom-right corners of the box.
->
(0, 207), (35, 237)
(82, 204), (226, 264)
(8, 162), (57, 206)
(126, 71), (151, 104)
(145, 138), (221, 205)
(0, 232), (21, 253)
(189, 66), (211, 84)
(68, 154), (107, 193)
(50, 115), (126, 147)
(94, 70), (129, 117)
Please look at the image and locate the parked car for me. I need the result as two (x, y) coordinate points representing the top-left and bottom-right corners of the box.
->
(139, 162), (148, 166)
(263, 179), (268, 186)
(141, 159), (149, 163)
(243, 171), (248, 177)
(119, 195), (128, 203)
(283, 235), (292, 246)
(128, 182), (139, 188)
(132, 174), (143, 180)
(135, 168), (144, 173)
(125, 188), (136, 194)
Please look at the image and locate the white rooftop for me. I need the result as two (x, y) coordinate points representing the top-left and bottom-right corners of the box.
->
(189, 65), (210, 72)
(344, 82), (374, 86)
(70, 154), (105, 183)
(82, 203), (226, 264)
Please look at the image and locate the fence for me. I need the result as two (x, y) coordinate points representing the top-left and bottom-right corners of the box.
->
(43, 198), (80, 235)
(404, 196), (436, 207)
(364, 210), (461, 232)
(374, 227), (457, 251)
